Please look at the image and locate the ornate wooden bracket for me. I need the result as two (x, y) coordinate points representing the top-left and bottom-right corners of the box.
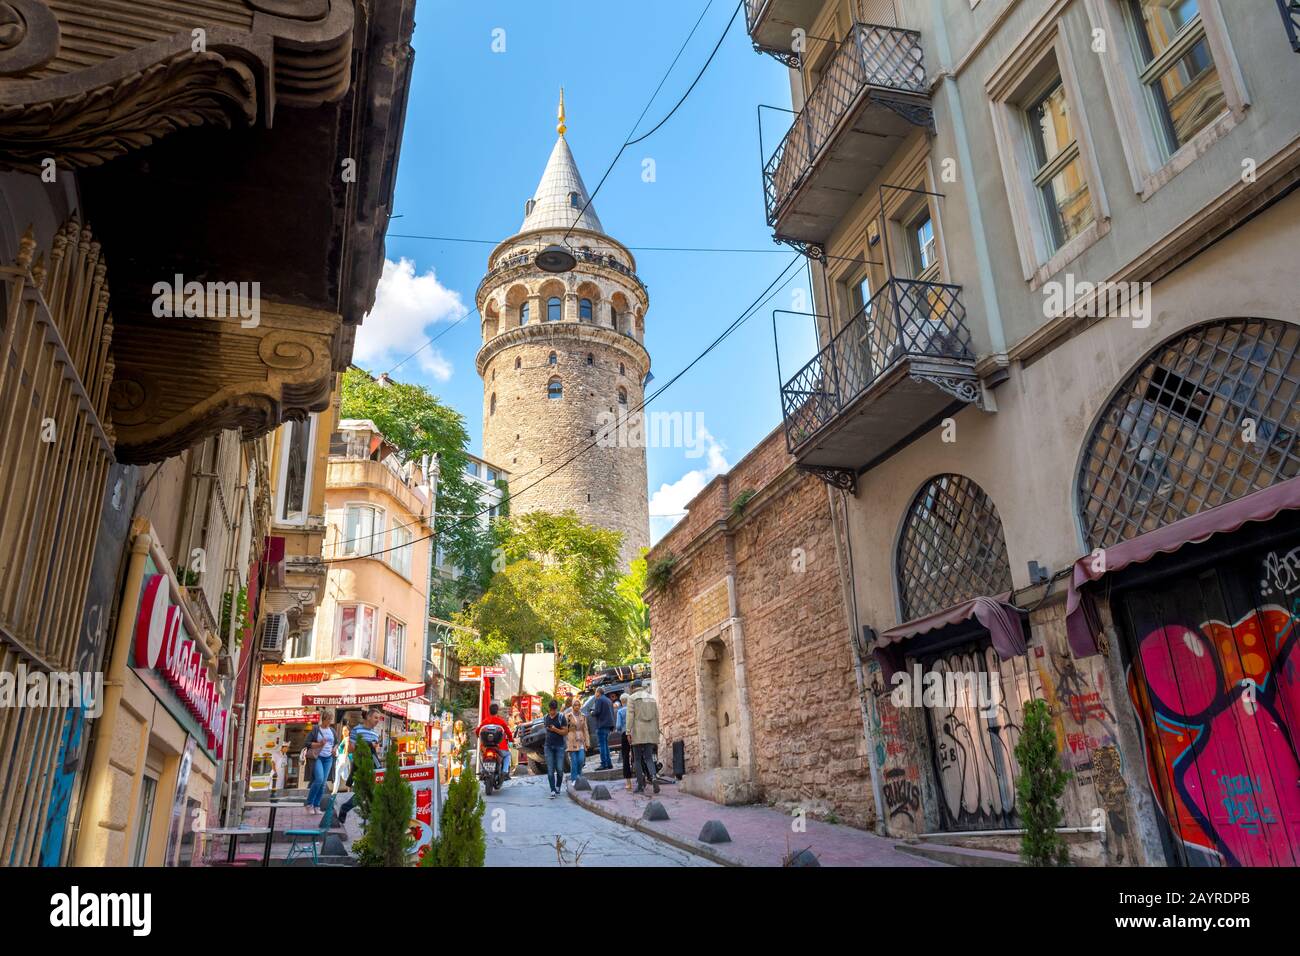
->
(0, 0), (356, 171)
(109, 301), (341, 463)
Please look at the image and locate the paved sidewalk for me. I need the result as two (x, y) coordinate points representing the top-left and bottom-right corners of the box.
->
(569, 782), (944, 867)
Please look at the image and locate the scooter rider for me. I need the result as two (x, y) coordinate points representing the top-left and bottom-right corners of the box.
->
(475, 702), (515, 779)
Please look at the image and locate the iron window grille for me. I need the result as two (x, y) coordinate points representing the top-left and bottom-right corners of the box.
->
(896, 474), (1014, 621)
(1077, 318), (1300, 551)
(1282, 0), (1300, 52)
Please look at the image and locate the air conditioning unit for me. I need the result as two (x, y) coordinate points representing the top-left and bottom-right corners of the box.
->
(261, 613), (289, 661)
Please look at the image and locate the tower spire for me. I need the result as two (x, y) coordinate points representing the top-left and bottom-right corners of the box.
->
(557, 87), (567, 137)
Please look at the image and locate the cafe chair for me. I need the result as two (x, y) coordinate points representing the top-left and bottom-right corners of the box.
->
(284, 793), (336, 865)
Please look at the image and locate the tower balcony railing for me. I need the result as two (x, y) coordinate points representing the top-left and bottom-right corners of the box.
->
(761, 22), (930, 252)
(479, 247), (649, 296)
(780, 278), (980, 473)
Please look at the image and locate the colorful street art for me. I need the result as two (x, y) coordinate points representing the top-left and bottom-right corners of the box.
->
(1127, 599), (1300, 867)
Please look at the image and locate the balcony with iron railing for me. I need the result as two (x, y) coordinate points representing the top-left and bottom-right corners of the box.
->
(1281, 0), (1300, 52)
(779, 278), (983, 482)
(745, 0), (825, 57)
(327, 456), (428, 520)
(761, 22), (931, 254)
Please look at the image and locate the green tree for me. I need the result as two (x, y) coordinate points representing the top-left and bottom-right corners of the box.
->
(421, 742), (485, 867)
(614, 549), (651, 664)
(340, 367), (496, 596)
(349, 736), (376, 824)
(1015, 698), (1072, 866)
(455, 511), (628, 691)
(355, 745), (415, 866)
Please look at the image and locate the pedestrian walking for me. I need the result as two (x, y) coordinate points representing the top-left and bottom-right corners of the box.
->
(590, 686), (615, 770)
(303, 710), (336, 812)
(565, 697), (589, 784)
(543, 699), (568, 796)
(624, 681), (660, 794)
(614, 698), (633, 791)
(337, 708), (382, 825)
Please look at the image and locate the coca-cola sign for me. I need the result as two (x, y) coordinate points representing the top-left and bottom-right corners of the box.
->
(133, 574), (227, 758)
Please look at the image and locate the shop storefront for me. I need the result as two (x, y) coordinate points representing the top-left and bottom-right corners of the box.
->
(74, 521), (230, 866)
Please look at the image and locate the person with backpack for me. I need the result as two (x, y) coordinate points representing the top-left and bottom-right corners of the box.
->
(624, 680), (660, 794)
(303, 710), (337, 813)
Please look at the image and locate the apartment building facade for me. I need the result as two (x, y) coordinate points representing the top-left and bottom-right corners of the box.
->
(753, 0), (1300, 865)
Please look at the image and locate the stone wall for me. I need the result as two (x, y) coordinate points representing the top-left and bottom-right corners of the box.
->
(648, 426), (875, 827)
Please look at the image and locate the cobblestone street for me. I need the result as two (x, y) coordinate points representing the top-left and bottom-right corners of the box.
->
(482, 772), (715, 868)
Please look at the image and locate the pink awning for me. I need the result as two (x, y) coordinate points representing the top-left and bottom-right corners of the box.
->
(1066, 477), (1300, 658)
(255, 682), (320, 723)
(876, 592), (1027, 664)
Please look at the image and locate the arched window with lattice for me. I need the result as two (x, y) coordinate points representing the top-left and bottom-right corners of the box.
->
(1076, 318), (1300, 551)
(896, 474), (1013, 621)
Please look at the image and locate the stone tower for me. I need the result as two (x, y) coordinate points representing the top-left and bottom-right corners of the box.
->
(476, 94), (650, 569)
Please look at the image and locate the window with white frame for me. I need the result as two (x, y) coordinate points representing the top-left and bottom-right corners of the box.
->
(384, 617), (406, 671)
(1125, 0), (1226, 157)
(387, 523), (413, 578)
(337, 604), (378, 659)
(1026, 77), (1096, 253)
(276, 413), (316, 524)
(341, 504), (385, 557)
(908, 211), (938, 279)
(289, 628), (313, 660)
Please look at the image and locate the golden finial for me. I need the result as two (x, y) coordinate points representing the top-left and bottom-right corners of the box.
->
(557, 87), (567, 137)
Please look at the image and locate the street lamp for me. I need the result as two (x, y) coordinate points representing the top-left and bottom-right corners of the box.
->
(535, 243), (576, 273)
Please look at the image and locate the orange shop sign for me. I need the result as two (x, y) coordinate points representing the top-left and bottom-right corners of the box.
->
(459, 665), (506, 680)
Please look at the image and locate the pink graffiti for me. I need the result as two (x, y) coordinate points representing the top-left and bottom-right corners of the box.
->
(1138, 610), (1300, 867)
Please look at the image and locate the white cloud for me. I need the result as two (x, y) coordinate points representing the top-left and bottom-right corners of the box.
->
(354, 257), (466, 381)
(648, 426), (729, 543)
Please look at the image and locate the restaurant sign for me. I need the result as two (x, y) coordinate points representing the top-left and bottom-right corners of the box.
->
(133, 572), (228, 758)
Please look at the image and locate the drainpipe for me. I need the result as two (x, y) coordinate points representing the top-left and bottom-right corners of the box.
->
(73, 519), (152, 866)
(928, 0), (1007, 357)
(828, 486), (886, 834)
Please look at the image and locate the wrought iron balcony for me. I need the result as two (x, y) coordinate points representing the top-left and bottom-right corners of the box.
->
(1280, 0), (1300, 52)
(780, 278), (983, 482)
(745, 0), (825, 61)
(761, 23), (931, 254)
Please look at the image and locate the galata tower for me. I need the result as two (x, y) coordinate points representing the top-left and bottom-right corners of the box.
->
(476, 92), (650, 569)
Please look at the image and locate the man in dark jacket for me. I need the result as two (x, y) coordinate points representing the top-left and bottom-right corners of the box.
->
(590, 686), (615, 770)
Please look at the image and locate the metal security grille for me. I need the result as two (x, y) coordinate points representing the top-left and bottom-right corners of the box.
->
(896, 474), (1013, 621)
(1077, 319), (1300, 551)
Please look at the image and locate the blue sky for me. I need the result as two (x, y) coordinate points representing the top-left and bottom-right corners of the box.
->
(357, 1), (817, 540)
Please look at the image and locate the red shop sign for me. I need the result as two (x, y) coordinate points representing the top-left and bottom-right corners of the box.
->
(134, 574), (228, 758)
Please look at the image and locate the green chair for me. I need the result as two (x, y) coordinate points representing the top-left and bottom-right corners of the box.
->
(284, 793), (336, 865)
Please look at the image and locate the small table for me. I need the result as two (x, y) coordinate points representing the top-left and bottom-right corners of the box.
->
(244, 800), (302, 868)
(194, 825), (272, 866)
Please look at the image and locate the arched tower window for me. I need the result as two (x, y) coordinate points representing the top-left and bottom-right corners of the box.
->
(547, 377), (563, 400)
(569, 192), (580, 208)
(525, 199), (536, 217)
(619, 362), (625, 376)
(896, 474), (1013, 621)
(1077, 318), (1300, 550)
(579, 298), (593, 321)
(547, 297), (562, 322)
(490, 393), (496, 415)
(618, 387), (627, 406)
(548, 351), (557, 366)
(514, 356), (521, 369)
(586, 353), (594, 366)
(519, 301), (530, 325)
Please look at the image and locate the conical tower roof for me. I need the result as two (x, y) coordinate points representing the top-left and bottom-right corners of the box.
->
(518, 90), (605, 235)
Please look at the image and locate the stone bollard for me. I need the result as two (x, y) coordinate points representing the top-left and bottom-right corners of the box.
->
(642, 801), (669, 821)
(573, 777), (592, 791)
(786, 848), (820, 867)
(698, 820), (731, 844)
(591, 785), (612, 800)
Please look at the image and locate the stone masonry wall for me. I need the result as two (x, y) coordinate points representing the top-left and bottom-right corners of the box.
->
(648, 426), (874, 827)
